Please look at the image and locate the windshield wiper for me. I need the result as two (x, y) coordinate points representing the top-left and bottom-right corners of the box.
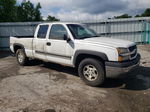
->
(80, 36), (92, 39)
(92, 36), (99, 37)
(80, 36), (98, 39)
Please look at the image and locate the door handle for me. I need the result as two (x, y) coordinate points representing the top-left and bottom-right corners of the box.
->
(46, 42), (51, 46)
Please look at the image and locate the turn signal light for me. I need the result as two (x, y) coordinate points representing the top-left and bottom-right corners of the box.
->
(118, 56), (123, 62)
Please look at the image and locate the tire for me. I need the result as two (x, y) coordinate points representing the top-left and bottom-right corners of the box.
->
(16, 49), (28, 66)
(78, 58), (105, 87)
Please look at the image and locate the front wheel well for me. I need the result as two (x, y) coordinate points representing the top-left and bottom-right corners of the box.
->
(75, 54), (105, 69)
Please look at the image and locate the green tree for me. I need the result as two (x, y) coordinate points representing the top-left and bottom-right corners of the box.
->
(114, 14), (132, 19)
(46, 15), (60, 21)
(17, 1), (42, 22)
(135, 8), (150, 17)
(34, 3), (42, 21)
(135, 15), (141, 17)
(141, 8), (150, 17)
(0, 0), (17, 22)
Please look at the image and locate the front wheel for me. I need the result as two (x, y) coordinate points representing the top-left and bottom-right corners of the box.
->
(16, 49), (28, 66)
(78, 58), (105, 87)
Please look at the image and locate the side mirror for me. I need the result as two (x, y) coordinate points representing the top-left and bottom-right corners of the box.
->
(64, 34), (71, 42)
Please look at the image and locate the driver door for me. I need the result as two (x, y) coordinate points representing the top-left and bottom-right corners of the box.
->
(45, 24), (73, 65)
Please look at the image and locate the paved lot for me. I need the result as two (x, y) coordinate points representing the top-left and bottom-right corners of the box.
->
(0, 45), (150, 112)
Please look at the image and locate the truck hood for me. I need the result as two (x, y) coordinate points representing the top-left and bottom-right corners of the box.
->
(76, 37), (135, 48)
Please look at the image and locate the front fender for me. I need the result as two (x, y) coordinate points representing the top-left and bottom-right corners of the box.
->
(73, 50), (108, 66)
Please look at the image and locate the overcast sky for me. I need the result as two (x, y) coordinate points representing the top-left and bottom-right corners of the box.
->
(17, 0), (150, 21)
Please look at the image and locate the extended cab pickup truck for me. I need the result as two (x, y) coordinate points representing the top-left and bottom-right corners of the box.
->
(10, 22), (140, 86)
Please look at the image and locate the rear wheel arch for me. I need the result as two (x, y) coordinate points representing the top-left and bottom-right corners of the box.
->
(13, 43), (25, 54)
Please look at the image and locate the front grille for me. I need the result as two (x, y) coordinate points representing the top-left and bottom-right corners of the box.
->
(129, 45), (137, 52)
(128, 45), (137, 59)
(131, 51), (137, 58)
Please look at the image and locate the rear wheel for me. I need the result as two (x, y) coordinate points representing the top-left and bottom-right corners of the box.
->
(78, 58), (105, 87)
(16, 49), (28, 66)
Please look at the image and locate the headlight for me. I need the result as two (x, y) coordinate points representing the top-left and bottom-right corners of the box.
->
(117, 48), (130, 62)
(117, 48), (129, 54)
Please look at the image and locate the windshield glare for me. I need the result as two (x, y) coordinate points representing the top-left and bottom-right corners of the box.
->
(67, 24), (98, 39)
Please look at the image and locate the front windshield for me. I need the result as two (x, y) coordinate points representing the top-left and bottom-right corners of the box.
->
(67, 24), (98, 39)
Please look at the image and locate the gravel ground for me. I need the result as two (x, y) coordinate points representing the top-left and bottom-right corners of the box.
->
(0, 45), (150, 112)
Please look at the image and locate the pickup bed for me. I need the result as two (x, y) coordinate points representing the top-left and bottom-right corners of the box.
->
(10, 22), (140, 86)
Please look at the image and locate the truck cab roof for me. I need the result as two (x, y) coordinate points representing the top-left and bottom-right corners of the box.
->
(38, 22), (82, 26)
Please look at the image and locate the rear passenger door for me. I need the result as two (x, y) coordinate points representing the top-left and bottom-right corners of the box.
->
(33, 25), (49, 59)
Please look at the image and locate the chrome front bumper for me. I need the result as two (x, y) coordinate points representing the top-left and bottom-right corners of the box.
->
(105, 54), (140, 78)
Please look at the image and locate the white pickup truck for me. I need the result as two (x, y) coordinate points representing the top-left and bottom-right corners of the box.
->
(10, 22), (140, 86)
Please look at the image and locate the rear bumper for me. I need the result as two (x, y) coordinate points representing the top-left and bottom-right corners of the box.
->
(105, 54), (140, 78)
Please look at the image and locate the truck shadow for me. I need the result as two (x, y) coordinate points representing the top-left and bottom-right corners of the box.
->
(122, 66), (150, 90)
(37, 62), (150, 91)
(42, 62), (78, 76)
(0, 51), (12, 59)
(103, 66), (150, 90)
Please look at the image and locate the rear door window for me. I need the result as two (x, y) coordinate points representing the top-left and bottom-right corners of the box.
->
(37, 25), (49, 39)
